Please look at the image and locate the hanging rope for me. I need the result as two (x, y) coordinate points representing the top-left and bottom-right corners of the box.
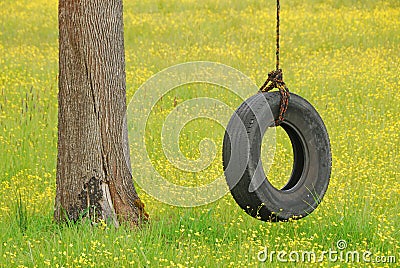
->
(276, 0), (280, 70)
(259, 0), (290, 126)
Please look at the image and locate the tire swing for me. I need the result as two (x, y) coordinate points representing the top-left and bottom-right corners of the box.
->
(223, 0), (332, 222)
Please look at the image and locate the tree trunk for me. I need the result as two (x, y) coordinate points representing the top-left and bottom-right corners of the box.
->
(55, 0), (148, 226)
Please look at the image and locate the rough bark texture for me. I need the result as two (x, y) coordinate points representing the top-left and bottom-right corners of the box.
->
(55, 0), (148, 226)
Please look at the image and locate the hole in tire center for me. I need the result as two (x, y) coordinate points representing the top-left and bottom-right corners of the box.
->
(261, 126), (294, 190)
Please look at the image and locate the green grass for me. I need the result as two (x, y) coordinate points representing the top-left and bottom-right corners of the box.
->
(1, 0), (399, 267)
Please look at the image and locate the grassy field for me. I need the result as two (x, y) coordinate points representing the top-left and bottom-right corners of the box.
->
(1, 0), (399, 267)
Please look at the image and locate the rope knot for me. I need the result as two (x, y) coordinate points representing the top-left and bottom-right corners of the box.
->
(259, 69), (290, 126)
(268, 69), (283, 83)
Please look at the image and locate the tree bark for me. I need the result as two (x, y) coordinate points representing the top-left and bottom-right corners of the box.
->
(55, 0), (147, 226)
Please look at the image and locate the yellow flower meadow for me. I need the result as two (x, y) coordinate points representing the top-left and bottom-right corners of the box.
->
(0, 0), (399, 267)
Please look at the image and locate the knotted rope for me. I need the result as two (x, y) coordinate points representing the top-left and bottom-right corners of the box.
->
(259, 0), (290, 126)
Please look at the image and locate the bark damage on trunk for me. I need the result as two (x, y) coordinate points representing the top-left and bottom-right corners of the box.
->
(55, 0), (148, 226)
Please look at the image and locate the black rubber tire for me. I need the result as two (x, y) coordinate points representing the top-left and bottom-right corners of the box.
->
(223, 92), (331, 221)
